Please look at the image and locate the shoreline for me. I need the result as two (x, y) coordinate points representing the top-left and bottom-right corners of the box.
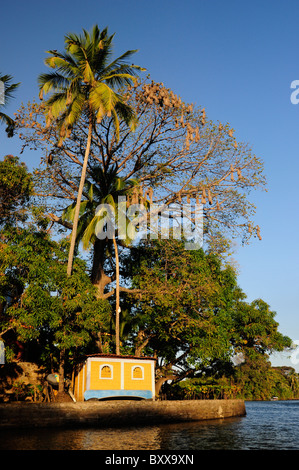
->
(0, 399), (246, 429)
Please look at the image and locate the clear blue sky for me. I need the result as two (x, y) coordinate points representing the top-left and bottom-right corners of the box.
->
(1, 0), (298, 367)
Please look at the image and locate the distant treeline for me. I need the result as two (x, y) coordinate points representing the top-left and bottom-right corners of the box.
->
(163, 364), (299, 401)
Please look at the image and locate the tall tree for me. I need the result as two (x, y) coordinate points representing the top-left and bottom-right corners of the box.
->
(38, 25), (145, 277)
(17, 78), (266, 298)
(0, 73), (20, 137)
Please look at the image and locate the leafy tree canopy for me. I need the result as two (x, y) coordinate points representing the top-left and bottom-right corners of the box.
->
(16, 77), (265, 298)
(0, 155), (33, 226)
(0, 222), (111, 366)
(120, 239), (292, 395)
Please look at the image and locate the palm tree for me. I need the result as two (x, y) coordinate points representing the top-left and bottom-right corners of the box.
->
(0, 73), (20, 137)
(38, 25), (145, 277)
(62, 165), (138, 250)
(62, 166), (142, 354)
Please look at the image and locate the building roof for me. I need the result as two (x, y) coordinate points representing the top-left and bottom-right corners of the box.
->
(83, 353), (157, 361)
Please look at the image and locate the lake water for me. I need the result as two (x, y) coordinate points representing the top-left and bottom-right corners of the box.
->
(1, 400), (299, 451)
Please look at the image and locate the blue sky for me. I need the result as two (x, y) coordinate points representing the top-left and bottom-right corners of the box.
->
(1, 0), (298, 367)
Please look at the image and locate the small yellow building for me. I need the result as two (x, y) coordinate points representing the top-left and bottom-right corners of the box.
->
(73, 354), (156, 401)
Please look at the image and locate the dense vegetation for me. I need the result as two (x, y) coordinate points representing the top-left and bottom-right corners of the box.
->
(0, 25), (295, 401)
(165, 365), (299, 401)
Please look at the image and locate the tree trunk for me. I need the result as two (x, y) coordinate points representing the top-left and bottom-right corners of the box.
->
(113, 235), (120, 355)
(56, 348), (72, 401)
(90, 238), (112, 298)
(58, 349), (65, 394)
(134, 330), (151, 357)
(67, 116), (93, 276)
(155, 375), (176, 397)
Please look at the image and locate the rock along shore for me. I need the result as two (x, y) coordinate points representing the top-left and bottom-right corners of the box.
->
(0, 399), (246, 429)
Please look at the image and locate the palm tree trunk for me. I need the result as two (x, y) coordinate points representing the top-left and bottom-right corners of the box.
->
(67, 115), (93, 276)
(112, 234), (120, 355)
(58, 349), (65, 394)
(91, 238), (112, 298)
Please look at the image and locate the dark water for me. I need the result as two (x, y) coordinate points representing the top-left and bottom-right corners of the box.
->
(1, 400), (299, 450)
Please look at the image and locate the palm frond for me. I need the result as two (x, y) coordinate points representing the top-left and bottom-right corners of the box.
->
(89, 82), (118, 115)
(62, 199), (90, 224)
(81, 214), (100, 249)
(0, 112), (15, 137)
(102, 71), (139, 88)
(38, 72), (70, 99)
(44, 92), (68, 120)
(114, 100), (138, 130)
(0, 74), (20, 104)
(0, 73), (20, 137)
(38, 25), (144, 153)
(63, 92), (86, 127)
(102, 50), (142, 75)
(38, 72), (70, 90)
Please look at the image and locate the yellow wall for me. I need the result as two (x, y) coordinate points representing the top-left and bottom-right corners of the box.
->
(74, 364), (86, 401)
(124, 362), (152, 391)
(90, 360), (121, 390)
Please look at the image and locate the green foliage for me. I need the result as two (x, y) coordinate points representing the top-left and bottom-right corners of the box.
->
(166, 377), (241, 400)
(1, 220), (293, 398)
(62, 165), (140, 250)
(121, 238), (293, 397)
(9, 381), (43, 402)
(231, 298), (292, 356)
(0, 223), (111, 365)
(0, 175), (292, 398)
(165, 363), (299, 401)
(233, 353), (299, 400)
(0, 155), (33, 226)
(163, 333), (296, 401)
(12, 258), (111, 348)
(125, 239), (240, 366)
